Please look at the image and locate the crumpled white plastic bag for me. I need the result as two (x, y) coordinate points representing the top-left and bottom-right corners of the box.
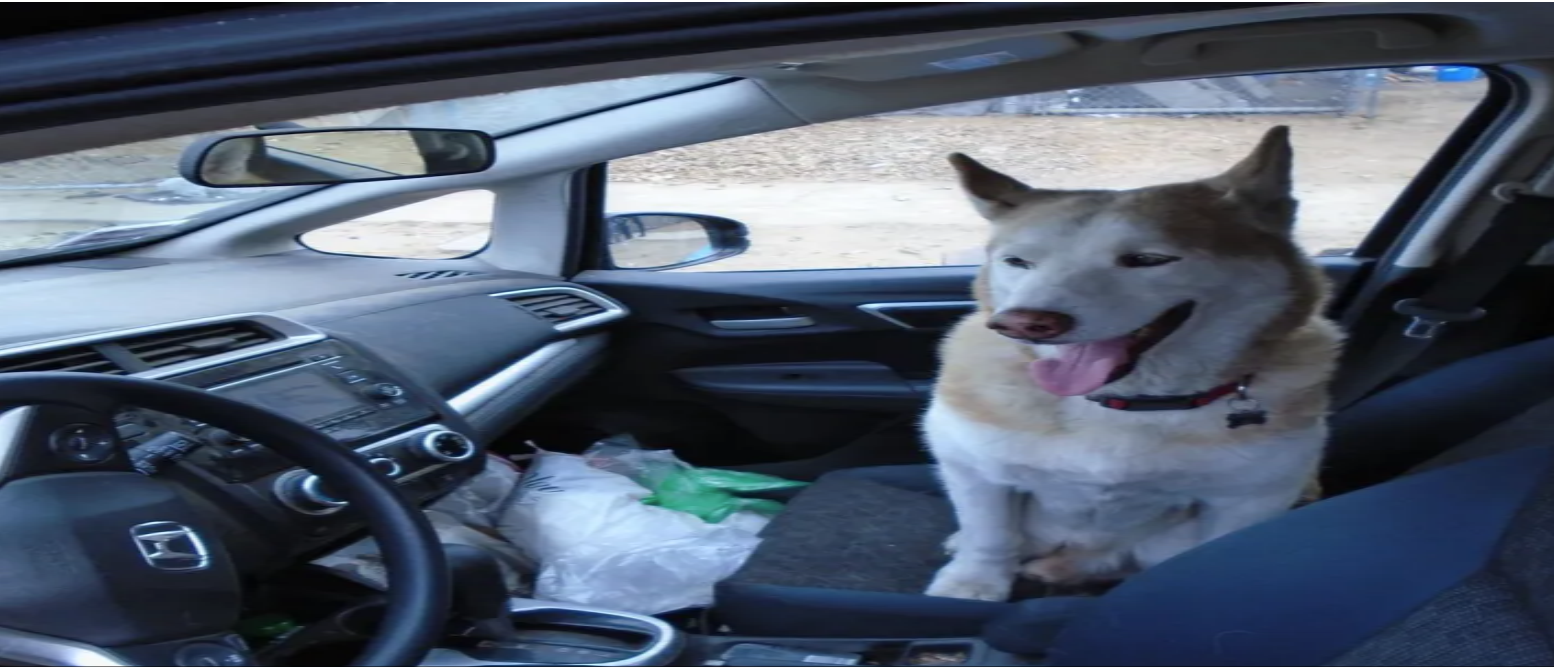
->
(312, 455), (536, 596)
(496, 450), (766, 615)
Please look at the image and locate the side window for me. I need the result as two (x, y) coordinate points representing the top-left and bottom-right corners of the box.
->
(299, 190), (494, 259)
(605, 66), (1488, 271)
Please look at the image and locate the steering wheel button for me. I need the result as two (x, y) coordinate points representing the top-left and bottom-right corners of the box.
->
(49, 423), (118, 464)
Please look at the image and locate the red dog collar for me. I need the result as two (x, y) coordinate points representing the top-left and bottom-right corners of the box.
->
(1087, 376), (1250, 412)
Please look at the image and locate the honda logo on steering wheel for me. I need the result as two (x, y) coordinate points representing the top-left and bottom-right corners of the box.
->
(130, 521), (211, 572)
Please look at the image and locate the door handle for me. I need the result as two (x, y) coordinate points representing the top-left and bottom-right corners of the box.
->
(709, 316), (816, 331)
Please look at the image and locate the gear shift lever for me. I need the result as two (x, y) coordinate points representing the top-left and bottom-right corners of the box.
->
(443, 543), (521, 642)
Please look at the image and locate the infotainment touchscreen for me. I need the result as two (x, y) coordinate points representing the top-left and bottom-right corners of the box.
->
(221, 368), (371, 426)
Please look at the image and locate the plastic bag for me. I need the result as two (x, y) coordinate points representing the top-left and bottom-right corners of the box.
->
(498, 448), (767, 615)
(583, 436), (808, 524)
(313, 455), (536, 596)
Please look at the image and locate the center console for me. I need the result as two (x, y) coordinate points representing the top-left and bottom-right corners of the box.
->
(114, 337), (484, 558)
(420, 599), (684, 667)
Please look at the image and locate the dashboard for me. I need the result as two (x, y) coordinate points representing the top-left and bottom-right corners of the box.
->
(0, 252), (625, 571)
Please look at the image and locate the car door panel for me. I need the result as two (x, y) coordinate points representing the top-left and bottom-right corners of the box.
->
(568, 257), (1364, 465)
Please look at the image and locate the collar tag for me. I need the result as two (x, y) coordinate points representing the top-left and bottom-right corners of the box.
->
(1225, 378), (1268, 429)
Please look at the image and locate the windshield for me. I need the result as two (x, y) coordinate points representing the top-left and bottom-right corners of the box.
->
(0, 72), (726, 264)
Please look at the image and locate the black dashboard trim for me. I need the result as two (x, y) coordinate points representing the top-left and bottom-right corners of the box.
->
(0, 313), (326, 381)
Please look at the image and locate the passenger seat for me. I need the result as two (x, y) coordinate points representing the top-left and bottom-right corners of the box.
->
(715, 334), (1554, 639)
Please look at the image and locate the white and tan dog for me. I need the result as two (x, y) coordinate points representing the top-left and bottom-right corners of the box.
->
(924, 126), (1341, 601)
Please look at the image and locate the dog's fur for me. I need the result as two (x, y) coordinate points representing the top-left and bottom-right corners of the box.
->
(923, 126), (1342, 601)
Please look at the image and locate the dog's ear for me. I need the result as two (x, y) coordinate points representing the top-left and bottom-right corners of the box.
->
(1214, 126), (1297, 233)
(949, 153), (1034, 219)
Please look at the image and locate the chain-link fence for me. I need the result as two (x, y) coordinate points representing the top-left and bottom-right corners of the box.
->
(881, 68), (1387, 118)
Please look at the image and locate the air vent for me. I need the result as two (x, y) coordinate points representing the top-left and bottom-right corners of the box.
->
(0, 346), (126, 374)
(119, 322), (280, 369)
(499, 289), (618, 329)
(397, 270), (482, 281)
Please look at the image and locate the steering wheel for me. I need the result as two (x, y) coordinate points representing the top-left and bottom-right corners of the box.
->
(0, 372), (449, 666)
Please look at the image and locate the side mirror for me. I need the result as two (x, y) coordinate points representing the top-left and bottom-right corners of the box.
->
(605, 212), (750, 271)
(179, 127), (496, 187)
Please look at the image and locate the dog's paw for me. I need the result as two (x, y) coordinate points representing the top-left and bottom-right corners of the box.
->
(1020, 554), (1087, 587)
(925, 560), (1014, 602)
(1021, 552), (1128, 588)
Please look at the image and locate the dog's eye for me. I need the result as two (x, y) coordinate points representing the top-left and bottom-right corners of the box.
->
(1001, 256), (1033, 269)
(1118, 253), (1181, 268)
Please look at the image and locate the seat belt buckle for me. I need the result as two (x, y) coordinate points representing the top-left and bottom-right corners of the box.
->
(1394, 298), (1486, 339)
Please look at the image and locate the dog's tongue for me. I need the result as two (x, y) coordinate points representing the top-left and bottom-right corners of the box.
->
(1029, 337), (1133, 396)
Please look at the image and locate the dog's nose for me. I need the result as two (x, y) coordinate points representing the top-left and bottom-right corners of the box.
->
(988, 309), (1075, 341)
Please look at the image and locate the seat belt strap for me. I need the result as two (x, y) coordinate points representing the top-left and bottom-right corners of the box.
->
(1333, 190), (1554, 409)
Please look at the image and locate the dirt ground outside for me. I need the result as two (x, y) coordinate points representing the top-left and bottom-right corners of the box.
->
(0, 76), (1489, 265)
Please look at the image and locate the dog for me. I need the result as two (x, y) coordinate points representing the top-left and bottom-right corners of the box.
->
(922, 126), (1341, 601)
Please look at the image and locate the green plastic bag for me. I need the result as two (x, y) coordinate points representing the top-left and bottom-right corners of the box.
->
(583, 436), (807, 524)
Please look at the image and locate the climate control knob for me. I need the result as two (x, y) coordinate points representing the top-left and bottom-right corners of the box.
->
(367, 456), (403, 478)
(416, 430), (477, 463)
(274, 471), (348, 515)
(367, 383), (405, 399)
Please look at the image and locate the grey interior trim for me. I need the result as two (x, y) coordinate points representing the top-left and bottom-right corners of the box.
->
(0, 407), (34, 481)
(0, 626), (131, 667)
(858, 301), (978, 329)
(449, 334), (610, 441)
(709, 316), (815, 331)
(488, 286), (630, 333)
(447, 338), (581, 416)
(418, 597), (682, 667)
(486, 176), (570, 275)
(0, 313), (327, 380)
(1394, 60), (1554, 268)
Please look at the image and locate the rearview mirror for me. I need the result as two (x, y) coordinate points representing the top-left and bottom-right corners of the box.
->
(605, 212), (750, 270)
(180, 127), (496, 188)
